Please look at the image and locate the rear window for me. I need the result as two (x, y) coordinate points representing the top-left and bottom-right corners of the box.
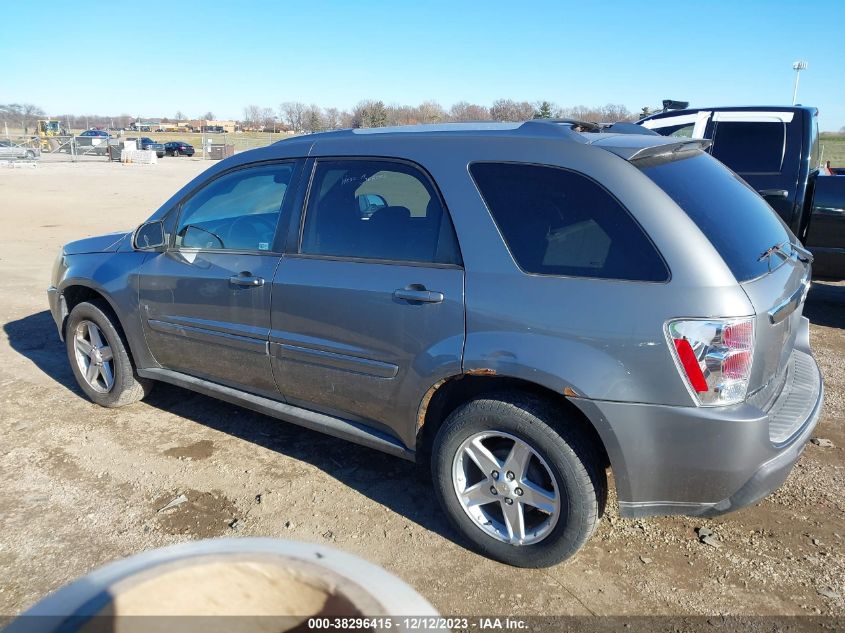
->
(638, 151), (791, 282)
(711, 121), (785, 173)
(470, 163), (669, 281)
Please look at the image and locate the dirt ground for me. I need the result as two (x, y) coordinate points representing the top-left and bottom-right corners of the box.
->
(0, 159), (843, 618)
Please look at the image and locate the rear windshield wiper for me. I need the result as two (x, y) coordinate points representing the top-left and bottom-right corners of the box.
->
(757, 241), (814, 266)
(757, 242), (790, 263)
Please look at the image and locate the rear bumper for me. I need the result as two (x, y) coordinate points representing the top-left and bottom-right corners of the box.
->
(573, 320), (823, 518)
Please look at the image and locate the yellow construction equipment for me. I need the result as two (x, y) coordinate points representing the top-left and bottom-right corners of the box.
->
(36, 119), (64, 151)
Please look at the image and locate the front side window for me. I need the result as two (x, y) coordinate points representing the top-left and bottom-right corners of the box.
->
(175, 163), (293, 251)
(470, 162), (669, 281)
(711, 121), (785, 173)
(300, 159), (460, 264)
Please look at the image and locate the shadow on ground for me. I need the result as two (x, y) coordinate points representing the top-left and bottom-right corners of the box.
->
(805, 281), (845, 329)
(4, 310), (459, 546)
(3, 310), (80, 394)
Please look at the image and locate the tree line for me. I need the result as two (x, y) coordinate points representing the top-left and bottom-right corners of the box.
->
(1, 100), (645, 134)
(245, 100), (640, 132)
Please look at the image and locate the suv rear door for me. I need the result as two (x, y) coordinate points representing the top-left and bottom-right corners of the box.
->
(269, 157), (465, 449)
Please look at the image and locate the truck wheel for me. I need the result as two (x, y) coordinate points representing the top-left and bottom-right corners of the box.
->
(431, 392), (605, 567)
(66, 301), (153, 408)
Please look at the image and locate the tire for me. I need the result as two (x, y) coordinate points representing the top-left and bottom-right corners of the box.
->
(431, 392), (605, 567)
(173, 149), (179, 157)
(25, 150), (35, 159)
(65, 301), (153, 407)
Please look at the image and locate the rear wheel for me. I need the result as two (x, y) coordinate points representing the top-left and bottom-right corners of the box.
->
(172, 149), (179, 157)
(66, 301), (153, 407)
(432, 392), (605, 567)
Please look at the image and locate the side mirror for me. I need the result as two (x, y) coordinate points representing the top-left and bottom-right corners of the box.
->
(133, 220), (166, 250)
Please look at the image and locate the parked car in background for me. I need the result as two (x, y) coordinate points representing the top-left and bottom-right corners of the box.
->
(131, 137), (165, 158)
(0, 139), (39, 160)
(75, 129), (111, 155)
(640, 105), (845, 279)
(48, 122), (822, 567)
(163, 141), (195, 157)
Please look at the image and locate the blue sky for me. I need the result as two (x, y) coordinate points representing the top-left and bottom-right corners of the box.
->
(3, 0), (844, 130)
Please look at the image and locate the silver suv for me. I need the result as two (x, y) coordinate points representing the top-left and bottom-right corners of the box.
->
(48, 122), (823, 567)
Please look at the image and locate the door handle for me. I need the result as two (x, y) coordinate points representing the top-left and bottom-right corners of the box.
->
(758, 189), (788, 199)
(393, 287), (444, 304)
(229, 272), (265, 287)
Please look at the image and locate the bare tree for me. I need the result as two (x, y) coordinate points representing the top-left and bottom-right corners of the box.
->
(23, 103), (45, 134)
(243, 105), (263, 130)
(449, 101), (491, 121)
(339, 110), (355, 129)
(559, 103), (634, 123)
(386, 103), (417, 126)
(175, 110), (185, 122)
(416, 100), (445, 124)
(323, 107), (341, 130)
(489, 99), (534, 122)
(279, 101), (306, 133)
(1, 103), (45, 134)
(201, 111), (215, 120)
(259, 107), (276, 131)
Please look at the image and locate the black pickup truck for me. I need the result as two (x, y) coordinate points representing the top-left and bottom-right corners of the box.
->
(639, 106), (845, 278)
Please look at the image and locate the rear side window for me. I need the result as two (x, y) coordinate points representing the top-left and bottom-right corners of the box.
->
(470, 163), (668, 281)
(639, 151), (791, 282)
(301, 159), (461, 264)
(711, 121), (785, 173)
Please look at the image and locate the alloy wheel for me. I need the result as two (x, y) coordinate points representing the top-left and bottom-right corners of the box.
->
(451, 431), (560, 545)
(73, 320), (115, 393)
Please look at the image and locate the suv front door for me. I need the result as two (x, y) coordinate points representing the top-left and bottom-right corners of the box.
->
(139, 160), (301, 395)
(270, 158), (465, 448)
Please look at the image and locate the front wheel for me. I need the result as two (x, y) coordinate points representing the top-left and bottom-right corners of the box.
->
(172, 149), (179, 157)
(431, 393), (605, 567)
(66, 301), (153, 407)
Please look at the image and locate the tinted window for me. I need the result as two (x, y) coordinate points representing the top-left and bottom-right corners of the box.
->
(175, 163), (293, 251)
(711, 121), (785, 173)
(470, 163), (668, 281)
(301, 159), (460, 264)
(654, 123), (694, 138)
(639, 151), (791, 281)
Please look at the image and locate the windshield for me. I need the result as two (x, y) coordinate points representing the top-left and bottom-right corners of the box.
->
(638, 151), (792, 281)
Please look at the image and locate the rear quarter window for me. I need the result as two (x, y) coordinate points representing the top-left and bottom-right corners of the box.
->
(470, 162), (669, 282)
(638, 151), (791, 282)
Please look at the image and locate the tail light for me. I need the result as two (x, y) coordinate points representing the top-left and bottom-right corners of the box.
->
(665, 317), (755, 406)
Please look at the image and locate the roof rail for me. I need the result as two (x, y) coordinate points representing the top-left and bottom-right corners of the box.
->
(520, 118), (659, 137)
(519, 118), (601, 133)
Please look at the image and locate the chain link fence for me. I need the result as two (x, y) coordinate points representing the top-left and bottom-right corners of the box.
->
(1, 131), (293, 164)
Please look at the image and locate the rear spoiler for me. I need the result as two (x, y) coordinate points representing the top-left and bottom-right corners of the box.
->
(589, 136), (712, 161)
(628, 139), (712, 161)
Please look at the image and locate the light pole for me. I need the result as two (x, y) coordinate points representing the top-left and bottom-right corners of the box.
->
(792, 60), (808, 105)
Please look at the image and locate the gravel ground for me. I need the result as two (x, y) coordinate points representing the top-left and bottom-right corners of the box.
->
(0, 160), (843, 618)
